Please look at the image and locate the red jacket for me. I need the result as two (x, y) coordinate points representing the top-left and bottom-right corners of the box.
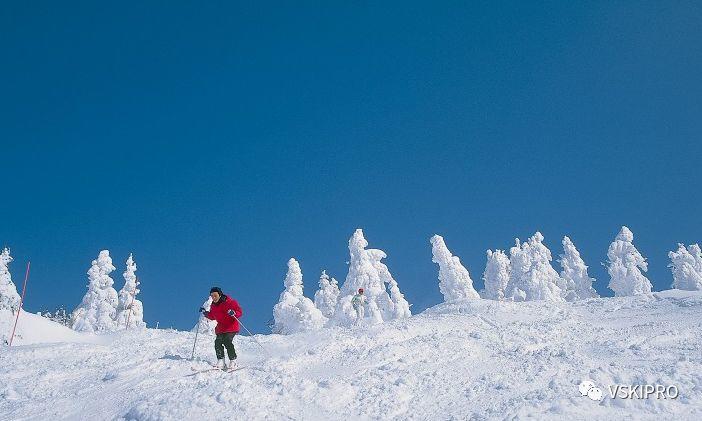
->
(205, 295), (243, 334)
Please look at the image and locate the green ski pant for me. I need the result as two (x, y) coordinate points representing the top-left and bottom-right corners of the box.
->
(214, 332), (237, 360)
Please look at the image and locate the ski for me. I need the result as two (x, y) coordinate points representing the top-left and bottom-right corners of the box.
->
(187, 367), (220, 375)
(186, 366), (246, 376)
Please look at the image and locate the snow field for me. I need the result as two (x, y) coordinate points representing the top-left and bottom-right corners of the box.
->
(2, 290), (701, 420)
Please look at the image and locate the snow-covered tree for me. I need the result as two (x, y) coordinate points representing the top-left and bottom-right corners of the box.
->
(0, 247), (21, 314)
(115, 253), (145, 329)
(430, 235), (480, 301)
(40, 305), (70, 326)
(669, 243), (702, 291)
(332, 229), (411, 326)
(272, 258), (327, 334)
(482, 249), (510, 301)
(71, 250), (120, 333)
(504, 232), (567, 302)
(313, 270), (339, 319)
(559, 236), (598, 300)
(369, 249), (412, 319)
(607, 226), (652, 297)
(192, 297), (217, 334)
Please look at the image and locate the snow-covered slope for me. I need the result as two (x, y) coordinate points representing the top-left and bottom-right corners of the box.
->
(2, 291), (701, 420)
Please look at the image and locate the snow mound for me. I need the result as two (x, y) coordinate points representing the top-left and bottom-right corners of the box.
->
(2, 291), (702, 420)
(1, 310), (104, 346)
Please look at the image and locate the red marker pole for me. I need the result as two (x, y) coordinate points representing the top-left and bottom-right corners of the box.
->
(9, 261), (31, 347)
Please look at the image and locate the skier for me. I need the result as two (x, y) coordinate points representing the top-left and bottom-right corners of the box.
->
(351, 288), (366, 325)
(199, 287), (243, 369)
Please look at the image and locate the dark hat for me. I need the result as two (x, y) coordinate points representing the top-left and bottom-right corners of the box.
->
(210, 286), (223, 295)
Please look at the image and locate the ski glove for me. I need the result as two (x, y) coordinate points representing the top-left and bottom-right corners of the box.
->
(227, 309), (235, 317)
(199, 307), (206, 313)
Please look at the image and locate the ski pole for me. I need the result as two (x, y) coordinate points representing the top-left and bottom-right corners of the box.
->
(9, 261), (31, 347)
(190, 314), (203, 360)
(231, 314), (270, 356)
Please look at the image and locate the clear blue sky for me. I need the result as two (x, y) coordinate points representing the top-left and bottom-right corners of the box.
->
(2, 2), (701, 332)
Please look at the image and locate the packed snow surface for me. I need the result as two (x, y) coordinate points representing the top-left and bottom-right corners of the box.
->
(2, 290), (702, 420)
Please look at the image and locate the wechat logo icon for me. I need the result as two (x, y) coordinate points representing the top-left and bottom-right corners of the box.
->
(579, 380), (603, 401)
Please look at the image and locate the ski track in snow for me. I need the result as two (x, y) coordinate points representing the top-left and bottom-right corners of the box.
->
(1, 290), (702, 420)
